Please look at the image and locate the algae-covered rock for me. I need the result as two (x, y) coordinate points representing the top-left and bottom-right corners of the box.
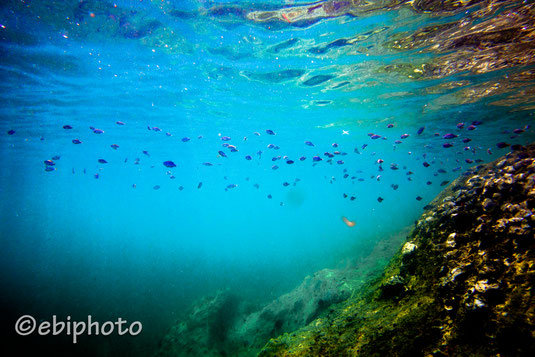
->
(154, 235), (406, 357)
(258, 144), (535, 356)
(154, 289), (244, 357)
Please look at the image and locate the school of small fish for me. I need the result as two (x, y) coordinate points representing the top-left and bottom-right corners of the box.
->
(6, 120), (530, 227)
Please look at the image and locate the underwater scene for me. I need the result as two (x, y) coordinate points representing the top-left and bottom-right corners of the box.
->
(1, 0), (534, 356)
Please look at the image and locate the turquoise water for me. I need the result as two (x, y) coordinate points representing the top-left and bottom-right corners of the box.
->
(1, 0), (534, 355)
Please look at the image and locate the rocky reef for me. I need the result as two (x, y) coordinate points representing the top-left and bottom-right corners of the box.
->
(155, 145), (534, 356)
(258, 144), (535, 356)
(154, 234), (406, 357)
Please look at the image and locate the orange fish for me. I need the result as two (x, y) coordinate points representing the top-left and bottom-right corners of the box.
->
(342, 216), (356, 227)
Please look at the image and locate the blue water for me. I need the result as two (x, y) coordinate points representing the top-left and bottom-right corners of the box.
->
(1, 0), (534, 355)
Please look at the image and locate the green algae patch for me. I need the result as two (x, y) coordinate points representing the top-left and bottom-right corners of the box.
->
(259, 144), (535, 356)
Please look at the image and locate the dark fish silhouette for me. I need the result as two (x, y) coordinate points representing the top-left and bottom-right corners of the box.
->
(218, 150), (227, 157)
(377, 197), (384, 203)
(63, 125), (73, 129)
(266, 129), (276, 135)
(440, 180), (450, 186)
(443, 143), (453, 148)
(417, 127), (425, 135)
(98, 159), (108, 164)
(400, 134), (409, 139)
(153, 185), (160, 190)
(163, 161), (176, 168)
(72, 139), (82, 144)
(182, 137), (191, 142)
(305, 141), (314, 146)
(111, 144), (119, 149)
(116, 121), (125, 125)
(496, 142), (510, 149)
(245, 155), (252, 160)
(416, 196), (423, 201)
(443, 133), (458, 139)
(197, 182), (203, 189)
(93, 129), (104, 134)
